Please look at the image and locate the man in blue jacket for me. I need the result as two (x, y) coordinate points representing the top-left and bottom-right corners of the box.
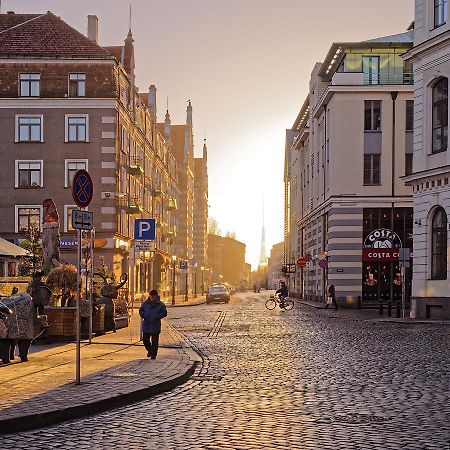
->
(139, 289), (167, 359)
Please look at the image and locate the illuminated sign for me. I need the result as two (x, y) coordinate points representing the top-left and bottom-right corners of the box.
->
(363, 228), (402, 262)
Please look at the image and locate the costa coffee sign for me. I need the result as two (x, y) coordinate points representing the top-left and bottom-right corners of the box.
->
(363, 228), (402, 262)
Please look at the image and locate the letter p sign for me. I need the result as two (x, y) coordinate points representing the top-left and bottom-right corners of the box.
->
(134, 219), (156, 241)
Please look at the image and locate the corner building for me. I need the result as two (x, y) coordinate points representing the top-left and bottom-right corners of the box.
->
(404, 0), (450, 319)
(285, 31), (414, 306)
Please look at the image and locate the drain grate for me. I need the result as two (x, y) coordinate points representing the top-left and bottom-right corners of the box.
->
(191, 374), (223, 382)
(318, 413), (389, 425)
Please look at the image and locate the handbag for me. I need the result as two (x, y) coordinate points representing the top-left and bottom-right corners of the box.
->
(326, 296), (333, 305)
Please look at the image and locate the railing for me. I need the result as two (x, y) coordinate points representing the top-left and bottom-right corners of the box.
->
(363, 72), (413, 85)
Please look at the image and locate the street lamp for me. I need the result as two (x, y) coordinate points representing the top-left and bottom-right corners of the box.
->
(201, 266), (204, 295)
(171, 255), (177, 306)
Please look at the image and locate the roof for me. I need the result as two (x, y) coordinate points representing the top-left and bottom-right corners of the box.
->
(0, 11), (112, 59)
(0, 238), (27, 257)
(365, 31), (414, 44)
(104, 45), (123, 62)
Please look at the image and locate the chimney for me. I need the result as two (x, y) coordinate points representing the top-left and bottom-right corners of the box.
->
(87, 15), (99, 44)
(148, 85), (157, 122)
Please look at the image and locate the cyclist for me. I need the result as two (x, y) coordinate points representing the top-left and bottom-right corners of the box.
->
(275, 281), (289, 306)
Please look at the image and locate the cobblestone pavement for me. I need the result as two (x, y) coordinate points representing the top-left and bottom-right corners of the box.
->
(2, 292), (450, 449)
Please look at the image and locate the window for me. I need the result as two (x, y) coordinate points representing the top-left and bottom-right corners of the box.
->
(69, 73), (85, 97)
(431, 207), (447, 279)
(362, 56), (380, 85)
(64, 206), (78, 232)
(19, 73), (40, 97)
(364, 154), (381, 185)
(16, 206), (41, 232)
(406, 100), (414, 131)
(435, 0), (448, 27)
(432, 78), (448, 153)
(65, 115), (88, 142)
(405, 153), (413, 176)
(364, 101), (381, 131)
(15, 161), (43, 188)
(65, 160), (87, 187)
(16, 116), (43, 142)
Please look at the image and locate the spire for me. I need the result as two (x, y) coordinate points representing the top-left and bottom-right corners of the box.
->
(186, 100), (193, 127)
(164, 109), (172, 139)
(203, 138), (208, 160)
(259, 199), (267, 267)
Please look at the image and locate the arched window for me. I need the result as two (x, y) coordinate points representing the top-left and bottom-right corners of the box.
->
(432, 78), (448, 153)
(431, 207), (447, 280)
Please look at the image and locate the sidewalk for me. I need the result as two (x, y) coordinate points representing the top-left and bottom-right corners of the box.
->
(0, 313), (200, 435)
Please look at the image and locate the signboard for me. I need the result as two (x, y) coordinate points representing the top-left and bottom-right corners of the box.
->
(363, 228), (402, 262)
(72, 210), (94, 230)
(135, 240), (155, 252)
(179, 260), (188, 270)
(134, 219), (156, 241)
(72, 170), (93, 208)
(286, 264), (296, 274)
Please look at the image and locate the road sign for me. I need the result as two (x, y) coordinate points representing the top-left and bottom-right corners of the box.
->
(286, 264), (296, 274)
(135, 240), (155, 252)
(72, 170), (93, 208)
(134, 219), (156, 240)
(297, 257), (306, 266)
(304, 253), (312, 262)
(179, 260), (188, 270)
(72, 210), (94, 230)
(319, 258), (328, 269)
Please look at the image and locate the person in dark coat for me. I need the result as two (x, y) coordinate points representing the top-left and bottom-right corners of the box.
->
(325, 284), (338, 310)
(139, 290), (167, 359)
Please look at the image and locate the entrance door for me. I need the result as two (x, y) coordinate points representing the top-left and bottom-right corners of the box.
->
(363, 56), (380, 85)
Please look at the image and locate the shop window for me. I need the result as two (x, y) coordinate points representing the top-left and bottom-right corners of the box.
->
(431, 207), (447, 280)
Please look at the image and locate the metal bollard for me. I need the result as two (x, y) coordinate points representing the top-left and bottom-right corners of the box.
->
(357, 296), (362, 310)
(396, 302), (401, 318)
(387, 301), (392, 317)
(379, 301), (383, 315)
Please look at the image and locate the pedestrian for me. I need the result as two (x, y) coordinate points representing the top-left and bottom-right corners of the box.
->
(325, 284), (338, 310)
(139, 289), (167, 359)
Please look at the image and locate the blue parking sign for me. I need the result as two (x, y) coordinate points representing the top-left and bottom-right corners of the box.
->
(134, 219), (156, 240)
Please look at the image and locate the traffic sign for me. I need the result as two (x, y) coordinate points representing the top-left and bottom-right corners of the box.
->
(134, 219), (156, 241)
(286, 264), (296, 274)
(319, 258), (328, 269)
(179, 260), (188, 270)
(135, 240), (155, 252)
(297, 257), (306, 266)
(72, 210), (94, 230)
(72, 170), (93, 208)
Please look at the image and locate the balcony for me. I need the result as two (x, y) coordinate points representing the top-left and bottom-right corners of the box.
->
(332, 71), (413, 86)
(127, 196), (144, 214)
(167, 198), (177, 211)
(128, 156), (144, 176)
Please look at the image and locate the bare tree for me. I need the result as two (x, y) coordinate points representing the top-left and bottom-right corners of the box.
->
(225, 231), (237, 239)
(208, 217), (221, 235)
(18, 223), (43, 276)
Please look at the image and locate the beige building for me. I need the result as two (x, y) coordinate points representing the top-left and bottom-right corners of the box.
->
(403, 0), (450, 319)
(285, 31), (414, 306)
(267, 242), (285, 290)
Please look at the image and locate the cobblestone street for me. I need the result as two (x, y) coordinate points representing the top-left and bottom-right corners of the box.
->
(2, 292), (450, 449)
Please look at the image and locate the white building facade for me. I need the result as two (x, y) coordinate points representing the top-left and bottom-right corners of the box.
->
(404, 0), (450, 319)
(285, 32), (415, 306)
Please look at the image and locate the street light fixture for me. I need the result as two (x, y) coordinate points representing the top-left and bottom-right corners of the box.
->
(171, 255), (177, 306)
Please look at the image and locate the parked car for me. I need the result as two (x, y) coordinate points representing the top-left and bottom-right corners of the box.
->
(206, 284), (230, 304)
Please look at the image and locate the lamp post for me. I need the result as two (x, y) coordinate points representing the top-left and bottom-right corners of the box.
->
(194, 264), (198, 298)
(201, 266), (204, 295)
(171, 255), (176, 306)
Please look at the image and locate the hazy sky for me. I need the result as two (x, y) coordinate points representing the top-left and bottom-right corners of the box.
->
(5, 0), (414, 268)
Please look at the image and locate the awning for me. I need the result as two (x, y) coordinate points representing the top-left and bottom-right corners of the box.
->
(0, 238), (28, 257)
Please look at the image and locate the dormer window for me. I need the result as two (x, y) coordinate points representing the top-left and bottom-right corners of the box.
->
(434, 0), (448, 28)
(69, 73), (86, 97)
(19, 73), (40, 97)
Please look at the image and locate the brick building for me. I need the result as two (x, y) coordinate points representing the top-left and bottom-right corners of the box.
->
(0, 11), (189, 298)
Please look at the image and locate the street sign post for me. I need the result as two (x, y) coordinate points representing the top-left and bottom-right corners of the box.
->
(71, 169), (93, 386)
(72, 210), (94, 230)
(399, 248), (411, 318)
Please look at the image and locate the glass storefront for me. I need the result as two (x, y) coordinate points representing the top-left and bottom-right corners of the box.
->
(362, 208), (413, 304)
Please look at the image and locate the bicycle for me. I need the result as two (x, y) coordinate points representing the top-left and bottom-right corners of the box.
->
(265, 293), (294, 311)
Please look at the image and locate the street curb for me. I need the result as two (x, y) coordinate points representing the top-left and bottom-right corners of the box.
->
(297, 300), (325, 309)
(0, 360), (197, 435)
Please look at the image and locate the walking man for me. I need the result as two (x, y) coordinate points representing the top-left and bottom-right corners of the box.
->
(139, 289), (167, 359)
(324, 284), (338, 310)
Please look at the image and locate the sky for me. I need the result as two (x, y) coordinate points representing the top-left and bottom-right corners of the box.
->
(5, 0), (414, 269)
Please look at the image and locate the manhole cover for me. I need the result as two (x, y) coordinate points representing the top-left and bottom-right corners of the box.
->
(101, 372), (139, 378)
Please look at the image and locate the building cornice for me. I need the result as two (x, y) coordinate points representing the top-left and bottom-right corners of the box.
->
(403, 30), (450, 62)
(403, 165), (450, 184)
(0, 98), (118, 108)
(0, 57), (115, 64)
(312, 84), (413, 118)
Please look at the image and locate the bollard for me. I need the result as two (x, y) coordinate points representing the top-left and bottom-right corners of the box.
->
(396, 302), (401, 318)
(387, 301), (392, 317)
(357, 296), (362, 310)
(379, 301), (383, 315)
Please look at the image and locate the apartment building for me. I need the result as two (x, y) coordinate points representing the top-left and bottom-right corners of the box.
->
(267, 242), (285, 290)
(403, 0), (450, 319)
(285, 31), (414, 306)
(0, 12), (182, 297)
